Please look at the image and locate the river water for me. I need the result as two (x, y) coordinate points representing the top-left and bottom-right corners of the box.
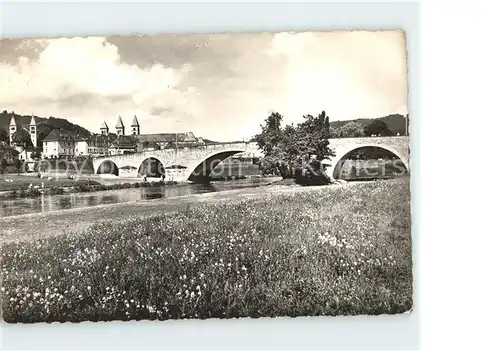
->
(0, 178), (278, 218)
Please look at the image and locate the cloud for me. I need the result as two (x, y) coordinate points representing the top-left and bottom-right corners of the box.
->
(0, 36), (192, 133)
(0, 31), (408, 141)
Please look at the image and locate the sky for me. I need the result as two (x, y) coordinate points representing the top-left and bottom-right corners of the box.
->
(0, 31), (408, 142)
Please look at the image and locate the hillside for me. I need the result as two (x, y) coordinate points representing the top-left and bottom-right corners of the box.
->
(330, 113), (409, 136)
(0, 110), (92, 148)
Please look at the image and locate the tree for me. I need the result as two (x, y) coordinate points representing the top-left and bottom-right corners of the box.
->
(0, 158), (7, 174)
(0, 128), (8, 142)
(331, 121), (365, 138)
(11, 129), (34, 148)
(35, 122), (53, 149)
(363, 119), (394, 137)
(255, 112), (287, 178)
(31, 150), (42, 159)
(254, 111), (334, 183)
(14, 158), (22, 175)
(296, 111), (334, 161)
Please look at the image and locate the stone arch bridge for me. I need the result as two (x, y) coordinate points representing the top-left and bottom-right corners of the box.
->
(92, 136), (409, 182)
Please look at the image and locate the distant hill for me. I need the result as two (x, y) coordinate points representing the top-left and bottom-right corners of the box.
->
(0, 110), (92, 148)
(330, 114), (409, 136)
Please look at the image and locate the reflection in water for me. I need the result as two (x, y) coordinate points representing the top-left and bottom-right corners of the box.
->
(0, 179), (268, 218)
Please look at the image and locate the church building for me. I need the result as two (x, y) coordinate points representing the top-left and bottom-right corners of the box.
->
(8, 114), (38, 161)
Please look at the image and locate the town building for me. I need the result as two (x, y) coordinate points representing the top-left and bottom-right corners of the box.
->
(99, 115), (206, 152)
(135, 132), (204, 151)
(42, 130), (112, 158)
(42, 129), (78, 158)
(109, 135), (136, 155)
(37, 114), (205, 159)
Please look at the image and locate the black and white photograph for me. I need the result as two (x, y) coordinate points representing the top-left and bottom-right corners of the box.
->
(0, 30), (412, 323)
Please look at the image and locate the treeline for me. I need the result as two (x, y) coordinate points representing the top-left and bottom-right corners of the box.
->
(0, 110), (92, 149)
(330, 113), (409, 138)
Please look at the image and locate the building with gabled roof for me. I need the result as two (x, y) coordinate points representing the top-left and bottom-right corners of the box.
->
(42, 129), (79, 158)
(109, 134), (136, 155)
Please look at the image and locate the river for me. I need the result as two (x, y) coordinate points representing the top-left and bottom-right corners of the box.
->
(0, 177), (279, 218)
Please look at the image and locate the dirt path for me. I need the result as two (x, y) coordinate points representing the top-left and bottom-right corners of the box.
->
(0, 184), (347, 244)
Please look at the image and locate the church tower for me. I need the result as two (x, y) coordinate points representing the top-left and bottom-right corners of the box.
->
(131, 115), (140, 135)
(29, 114), (37, 148)
(100, 121), (109, 136)
(115, 116), (125, 136)
(9, 116), (17, 145)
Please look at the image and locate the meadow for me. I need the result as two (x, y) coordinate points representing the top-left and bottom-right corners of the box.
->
(1, 177), (412, 323)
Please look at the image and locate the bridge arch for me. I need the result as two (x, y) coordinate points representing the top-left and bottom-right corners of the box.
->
(186, 149), (245, 183)
(96, 159), (119, 176)
(137, 157), (166, 178)
(324, 144), (409, 180)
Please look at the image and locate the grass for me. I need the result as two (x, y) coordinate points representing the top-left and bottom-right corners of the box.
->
(0, 177), (412, 323)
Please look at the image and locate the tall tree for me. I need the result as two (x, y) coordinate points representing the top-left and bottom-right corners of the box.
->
(254, 112), (292, 178)
(0, 128), (8, 142)
(11, 129), (34, 148)
(254, 111), (334, 183)
(363, 119), (394, 137)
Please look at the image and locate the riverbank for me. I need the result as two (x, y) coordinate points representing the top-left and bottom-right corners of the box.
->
(0, 174), (102, 192)
(1, 177), (412, 322)
(0, 179), (333, 243)
(0, 173), (264, 199)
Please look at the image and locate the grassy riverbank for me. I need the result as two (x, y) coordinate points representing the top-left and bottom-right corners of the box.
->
(1, 177), (412, 322)
(0, 174), (255, 198)
(2, 180), (180, 199)
(0, 174), (102, 192)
